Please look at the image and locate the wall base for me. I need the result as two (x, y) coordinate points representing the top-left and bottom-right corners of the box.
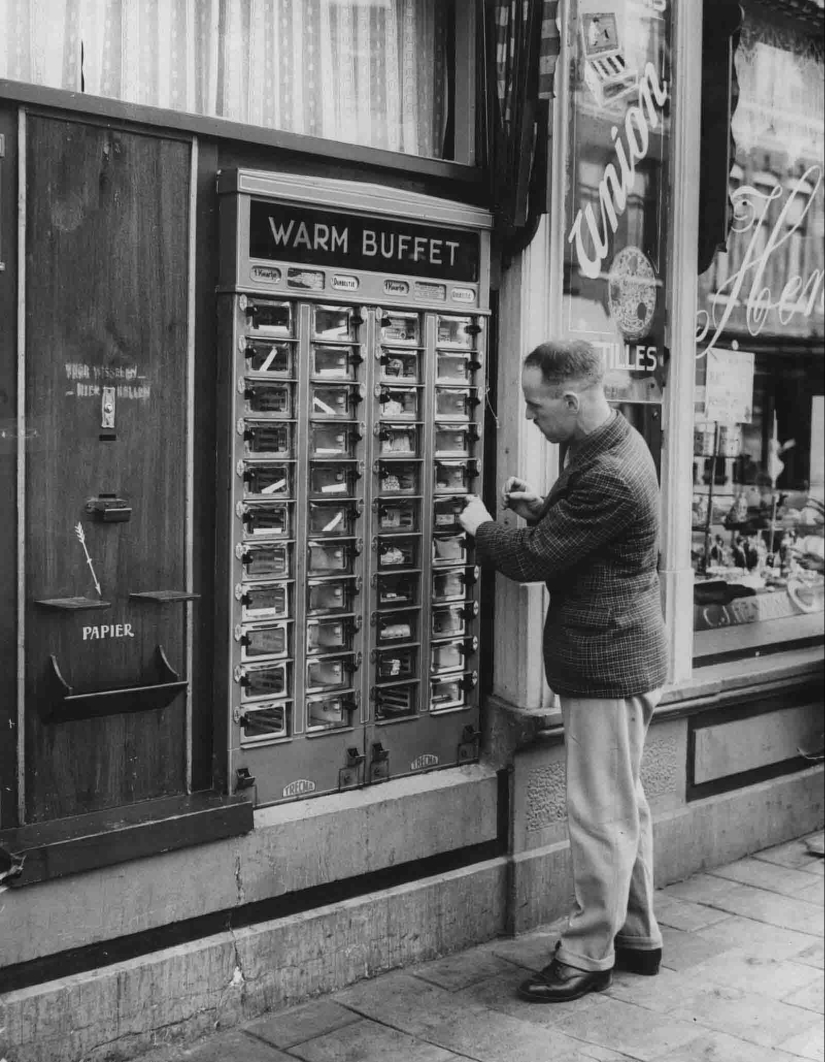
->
(0, 858), (508, 1062)
(510, 764), (824, 933)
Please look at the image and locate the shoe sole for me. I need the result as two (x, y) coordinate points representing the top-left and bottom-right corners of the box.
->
(516, 973), (613, 1003)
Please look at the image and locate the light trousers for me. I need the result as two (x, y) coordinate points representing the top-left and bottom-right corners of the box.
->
(555, 689), (663, 973)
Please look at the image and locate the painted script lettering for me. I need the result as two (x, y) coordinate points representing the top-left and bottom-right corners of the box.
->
(697, 166), (825, 356)
(568, 63), (669, 280)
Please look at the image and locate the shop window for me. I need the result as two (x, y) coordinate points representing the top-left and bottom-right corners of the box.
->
(693, 5), (824, 661)
(0, 0), (456, 160)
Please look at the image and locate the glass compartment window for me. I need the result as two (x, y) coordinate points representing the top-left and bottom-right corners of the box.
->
(244, 340), (293, 376)
(239, 702), (289, 745)
(307, 695), (354, 732)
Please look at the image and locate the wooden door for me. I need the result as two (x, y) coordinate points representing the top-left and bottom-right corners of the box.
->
(24, 116), (192, 822)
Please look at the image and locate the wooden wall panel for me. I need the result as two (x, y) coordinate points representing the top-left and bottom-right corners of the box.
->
(24, 117), (191, 822)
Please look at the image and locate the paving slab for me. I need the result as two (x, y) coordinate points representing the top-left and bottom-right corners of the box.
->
(795, 878), (825, 906)
(652, 892), (732, 932)
(708, 856), (825, 896)
(791, 940), (825, 970)
(246, 999), (360, 1050)
(782, 973), (825, 1015)
(604, 965), (707, 1013)
(666, 982), (820, 1049)
(650, 1028), (798, 1062)
(663, 872), (746, 906)
(672, 871), (825, 940)
(753, 836), (824, 870)
(658, 925), (739, 971)
(287, 1017), (460, 1062)
(776, 1022), (825, 1061)
(334, 970), (488, 1036)
(411, 1006), (621, 1062)
(694, 883), (825, 936)
(154, 1029), (293, 1061)
(410, 945), (517, 991)
(693, 914), (820, 961)
(554, 995), (702, 1062)
(684, 946), (825, 1001)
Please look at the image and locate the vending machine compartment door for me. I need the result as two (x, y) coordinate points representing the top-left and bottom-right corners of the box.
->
(375, 460), (421, 496)
(237, 501), (292, 537)
(308, 500), (362, 537)
(236, 541), (292, 579)
(236, 660), (291, 701)
(307, 576), (361, 616)
(236, 701), (291, 745)
(378, 348), (420, 382)
(307, 693), (359, 733)
(236, 621), (291, 661)
(243, 339), (294, 376)
(240, 295), (294, 335)
(240, 379), (294, 416)
(241, 420), (294, 458)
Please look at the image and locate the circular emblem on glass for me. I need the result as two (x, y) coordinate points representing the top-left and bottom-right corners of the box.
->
(607, 246), (657, 341)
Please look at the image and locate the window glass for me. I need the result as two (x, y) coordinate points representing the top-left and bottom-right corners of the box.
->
(693, 7), (824, 659)
(561, 1), (672, 466)
(0, 0), (452, 159)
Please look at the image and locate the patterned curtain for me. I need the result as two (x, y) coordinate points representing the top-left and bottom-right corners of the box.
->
(490, 0), (560, 237)
(0, 0), (449, 158)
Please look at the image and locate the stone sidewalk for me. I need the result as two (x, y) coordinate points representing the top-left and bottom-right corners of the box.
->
(141, 832), (825, 1062)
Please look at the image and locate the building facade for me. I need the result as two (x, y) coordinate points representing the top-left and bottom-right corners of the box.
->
(0, 3), (822, 1060)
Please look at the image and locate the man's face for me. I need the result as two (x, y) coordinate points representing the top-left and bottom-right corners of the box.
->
(521, 365), (578, 443)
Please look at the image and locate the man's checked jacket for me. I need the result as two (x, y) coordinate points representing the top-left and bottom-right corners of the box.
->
(474, 411), (669, 698)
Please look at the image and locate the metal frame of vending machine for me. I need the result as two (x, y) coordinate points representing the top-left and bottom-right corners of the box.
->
(216, 170), (492, 806)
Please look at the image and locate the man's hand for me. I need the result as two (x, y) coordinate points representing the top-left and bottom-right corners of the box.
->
(501, 476), (544, 521)
(459, 495), (494, 536)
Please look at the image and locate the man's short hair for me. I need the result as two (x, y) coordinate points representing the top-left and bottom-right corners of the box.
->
(524, 339), (605, 390)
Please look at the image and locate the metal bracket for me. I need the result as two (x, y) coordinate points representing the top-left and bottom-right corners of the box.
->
(369, 741), (390, 783)
(457, 724), (481, 764)
(235, 767), (256, 791)
(338, 746), (365, 790)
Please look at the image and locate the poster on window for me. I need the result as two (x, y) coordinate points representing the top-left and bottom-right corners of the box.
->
(563, 0), (671, 403)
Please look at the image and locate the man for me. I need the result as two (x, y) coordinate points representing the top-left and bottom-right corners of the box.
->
(459, 339), (668, 1003)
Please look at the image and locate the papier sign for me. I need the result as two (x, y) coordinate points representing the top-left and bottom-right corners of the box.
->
(704, 349), (755, 424)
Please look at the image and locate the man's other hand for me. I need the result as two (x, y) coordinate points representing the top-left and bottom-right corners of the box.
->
(459, 495), (494, 536)
(501, 476), (544, 521)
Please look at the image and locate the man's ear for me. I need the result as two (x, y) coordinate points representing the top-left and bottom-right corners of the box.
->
(563, 391), (580, 413)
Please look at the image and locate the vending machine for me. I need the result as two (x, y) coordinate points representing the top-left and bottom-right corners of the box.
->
(216, 170), (492, 806)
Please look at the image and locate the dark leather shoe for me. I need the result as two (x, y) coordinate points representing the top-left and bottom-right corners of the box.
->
(517, 958), (612, 1003)
(614, 945), (661, 975)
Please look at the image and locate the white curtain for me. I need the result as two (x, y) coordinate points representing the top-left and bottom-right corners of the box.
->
(0, 0), (448, 157)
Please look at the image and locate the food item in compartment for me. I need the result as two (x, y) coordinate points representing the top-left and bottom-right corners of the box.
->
(381, 622), (411, 641)
(380, 545), (406, 566)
